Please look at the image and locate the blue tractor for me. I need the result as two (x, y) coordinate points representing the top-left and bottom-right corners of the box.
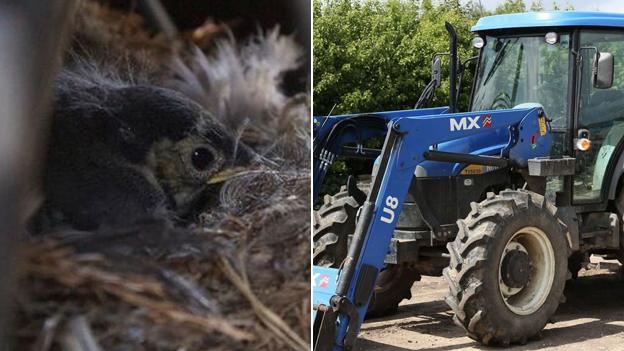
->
(313, 11), (624, 349)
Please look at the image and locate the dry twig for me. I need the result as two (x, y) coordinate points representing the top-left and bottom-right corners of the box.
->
(219, 258), (309, 351)
(24, 244), (253, 342)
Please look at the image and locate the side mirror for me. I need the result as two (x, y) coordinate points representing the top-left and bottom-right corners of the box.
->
(431, 55), (441, 88)
(593, 51), (614, 89)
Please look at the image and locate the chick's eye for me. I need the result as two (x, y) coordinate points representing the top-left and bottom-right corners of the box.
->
(191, 147), (214, 171)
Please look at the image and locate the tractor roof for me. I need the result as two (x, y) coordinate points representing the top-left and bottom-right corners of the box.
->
(472, 11), (624, 32)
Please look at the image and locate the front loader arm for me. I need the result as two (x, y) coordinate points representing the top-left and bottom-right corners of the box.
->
(312, 107), (449, 200)
(313, 107), (551, 351)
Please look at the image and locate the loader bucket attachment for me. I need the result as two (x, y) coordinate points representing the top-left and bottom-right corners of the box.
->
(312, 266), (339, 321)
(312, 266), (339, 350)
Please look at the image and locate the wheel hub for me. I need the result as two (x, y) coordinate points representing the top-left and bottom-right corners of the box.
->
(498, 227), (556, 316)
(501, 249), (531, 288)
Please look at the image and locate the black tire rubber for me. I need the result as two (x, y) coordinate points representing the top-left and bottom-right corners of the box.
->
(568, 254), (584, 280)
(313, 188), (361, 268)
(313, 185), (419, 316)
(367, 264), (421, 317)
(443, 189), (569, 346)
(613, 182), (624, 264)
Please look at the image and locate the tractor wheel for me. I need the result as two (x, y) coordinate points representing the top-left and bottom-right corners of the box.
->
(613, 182), (624, 264)
(313, 184), (419, 316)
(313, 187), (361, 268)
(568, 254), (584, 279)
(367, 264), (421, 317)
(443, 189), (569, 346)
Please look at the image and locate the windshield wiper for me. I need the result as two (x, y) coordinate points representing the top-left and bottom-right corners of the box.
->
(483, 39), (512, 85)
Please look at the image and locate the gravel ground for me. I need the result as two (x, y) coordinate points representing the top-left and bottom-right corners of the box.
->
(359, 256), (624, 351)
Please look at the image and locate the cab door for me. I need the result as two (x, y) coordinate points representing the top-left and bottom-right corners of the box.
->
(573, 30), (622, 203)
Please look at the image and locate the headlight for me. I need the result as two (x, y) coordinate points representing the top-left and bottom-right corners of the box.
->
(472, 36), (485, 49)
(545, 32), (558, 45)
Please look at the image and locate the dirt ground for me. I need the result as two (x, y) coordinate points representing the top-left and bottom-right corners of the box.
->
(359, 256), (624, 351)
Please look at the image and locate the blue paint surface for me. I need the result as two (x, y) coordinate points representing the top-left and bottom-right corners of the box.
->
(312, 266), (339, 320)
(473, 11), (624, 32)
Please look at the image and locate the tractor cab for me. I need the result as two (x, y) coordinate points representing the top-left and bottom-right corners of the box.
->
(471, 11), (624, 207)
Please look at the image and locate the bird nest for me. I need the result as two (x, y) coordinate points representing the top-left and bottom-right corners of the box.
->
(14, 2), (310, 350)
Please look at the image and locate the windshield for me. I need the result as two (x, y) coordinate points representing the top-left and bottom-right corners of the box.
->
(471, 34), (570, 129)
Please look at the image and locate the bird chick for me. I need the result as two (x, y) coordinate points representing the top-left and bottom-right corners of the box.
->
(37, 69), (254, 231)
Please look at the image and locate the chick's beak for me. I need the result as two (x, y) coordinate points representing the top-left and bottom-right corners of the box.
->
(206, 167), (252, 185)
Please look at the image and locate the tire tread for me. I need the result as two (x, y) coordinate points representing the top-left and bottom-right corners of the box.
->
(443, 189), (569, 345)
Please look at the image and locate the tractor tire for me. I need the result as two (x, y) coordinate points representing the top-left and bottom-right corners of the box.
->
(613, 182), (624, 264)
(568, 254), (584, 279)
(313, 188), (361, 268)
(313, 185), (419, 316)
(367, 264), (421, 317)
(443, 189), (569, 346)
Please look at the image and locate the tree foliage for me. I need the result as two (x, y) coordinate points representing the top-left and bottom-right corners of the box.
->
(313, 0), (574, 116)
(313, 0), (479, 115)
(495, 0), (525, 14)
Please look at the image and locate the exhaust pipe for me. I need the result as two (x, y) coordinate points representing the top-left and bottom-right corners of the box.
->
(445, 22), (458, 113)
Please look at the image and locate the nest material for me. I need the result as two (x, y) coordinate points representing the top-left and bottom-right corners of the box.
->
(16, 1), (310, 350)
(68, 0), (174, 79)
